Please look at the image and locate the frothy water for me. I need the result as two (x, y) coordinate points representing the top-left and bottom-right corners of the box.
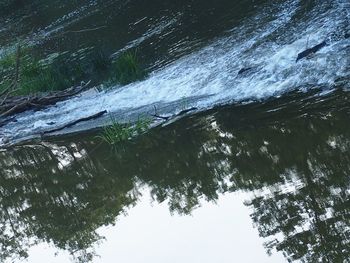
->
(1, 0), (349, 145)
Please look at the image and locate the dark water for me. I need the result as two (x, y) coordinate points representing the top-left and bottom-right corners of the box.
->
(0, 0), (350, 262)
(1, 89), (350, 262)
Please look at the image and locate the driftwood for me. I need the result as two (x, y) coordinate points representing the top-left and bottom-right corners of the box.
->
(0, 81), (92, 122)
(151, 105), (170, 120)
(238, 67), (253, 75)
(151, 114), (170, 120)
(178, 107), (197, 116)
(42, 110), (107, 135)
(150, 105), (198, 122)
(296, 41), (327, 62)
(42, 105), (196, 136)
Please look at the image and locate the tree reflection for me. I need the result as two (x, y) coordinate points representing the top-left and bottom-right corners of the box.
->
(212, 91), (350, 262)
(0, 142), (138, 262)
(0, 91), (349, 262)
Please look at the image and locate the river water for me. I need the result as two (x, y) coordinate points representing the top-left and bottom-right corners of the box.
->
(0, 0), (349, 262)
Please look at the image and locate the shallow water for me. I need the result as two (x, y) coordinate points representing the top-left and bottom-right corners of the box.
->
(0, 0), (350, 262)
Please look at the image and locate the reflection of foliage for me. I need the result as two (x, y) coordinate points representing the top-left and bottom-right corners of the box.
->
(211, 92), (350, 262)
(0, 142), (137, 262)
(0, 91), (349, 262)
(245, 163), (350, 262)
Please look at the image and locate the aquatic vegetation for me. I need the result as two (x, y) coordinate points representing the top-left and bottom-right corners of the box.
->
(111, 51), (146, 85)
(99, 117), (151, 145)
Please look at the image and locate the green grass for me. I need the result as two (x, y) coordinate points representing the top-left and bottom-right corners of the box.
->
(99, 117), (151, 145)
(0, 49), (87, 95)
(0, 51), (16, 69)
(0, 47), (148, 96)
(111, 51), (146, 85)
(0, 50), (19, 88)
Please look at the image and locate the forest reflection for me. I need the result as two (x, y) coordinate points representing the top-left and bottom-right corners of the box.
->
(0, 90), (349, 262)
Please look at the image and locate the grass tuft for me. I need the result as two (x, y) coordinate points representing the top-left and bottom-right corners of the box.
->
(99, 117), (151, 145)
(111, 51), (146, 85)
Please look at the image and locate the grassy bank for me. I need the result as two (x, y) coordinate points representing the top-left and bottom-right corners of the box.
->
(0, 46), (147, 96)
